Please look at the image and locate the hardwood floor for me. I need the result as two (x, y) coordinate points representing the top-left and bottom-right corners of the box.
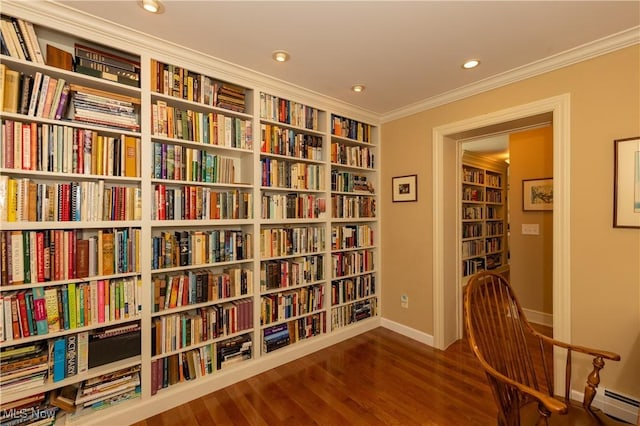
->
(132, 327), (506, 426)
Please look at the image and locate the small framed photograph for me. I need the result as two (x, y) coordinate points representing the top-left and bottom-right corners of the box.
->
(613, 137), (640, 228)
(522, 178), (553, 211)
(392, 174), (417, 202)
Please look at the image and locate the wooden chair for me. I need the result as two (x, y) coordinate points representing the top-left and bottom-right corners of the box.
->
(463, 271), (624, 425)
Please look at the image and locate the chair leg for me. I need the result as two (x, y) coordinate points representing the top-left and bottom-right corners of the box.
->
(583, 356), (605, 413)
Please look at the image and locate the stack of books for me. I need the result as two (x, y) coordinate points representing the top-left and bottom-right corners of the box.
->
(0, 392), (58, 426)
(216, 83), (246, 113)
(262, 323), (290, 353)
(74, 43), (140, 88)
(216, 334), (252, 369)
(0, 341), (48, 393)
(74, 365), (141, 412)
(70, 84), (140, 132)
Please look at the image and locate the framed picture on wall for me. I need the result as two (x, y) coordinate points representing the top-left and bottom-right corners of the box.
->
(613, 137), (640, 228)
(522, 178), (553, 211)
(392, 174), (417, 202)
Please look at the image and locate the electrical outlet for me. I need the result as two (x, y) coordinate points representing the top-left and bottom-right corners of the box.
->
(401, 294), (409, 309)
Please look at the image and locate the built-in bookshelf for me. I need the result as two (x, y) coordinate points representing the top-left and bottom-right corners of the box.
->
(0, 12), (144, 422)
(460, 152), (509, 281)
(0, 5), (381, 425)
(259, 94), (329, 354)
(148, 58), (256, 394)
(329, 114), (379, 330)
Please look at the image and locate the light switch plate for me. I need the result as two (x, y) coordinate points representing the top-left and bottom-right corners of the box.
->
(522, 224), (540, 235)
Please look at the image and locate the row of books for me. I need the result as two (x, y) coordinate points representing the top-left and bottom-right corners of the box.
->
(1, 229), (140, 286)
(462, 240), (484, 258)
(330, 142), (376, 169)
(1, 120), (140, 178)
(260, 158), (325, 190)
(260, 226), (325, 258)
(259, 93), (320, 131)
(1, 177), (141, 223)
(331, 170), (375, 194)
(331, 250), (375, 279)
(331, 224), (374, 250)
(462, 258), (486, 277)
(152, 267), (253, 313)
(151, 229), (253, 270)
(331, 274), (376, 305)
(260, 256), (324, 292)
(0, 278), (141, 341)
(152, 142), (237, 184)
(260, 123), (323, 160)
(330, 297), (377, 331)
(260, 193), (327, 220)
(462, 167), (485, 185)
(151, 299), (253, 356)
(331, 114), (373, 143)
(70, 84), (140, 132)
(262, 312), (325, 353)
(1, 66), (71, 120)
(152, 101), (253, 149)
(462, 222), (483, 238)
(260, 284), (325, 325)
(152, 185), (252, 221)
(150, 343), (212, 394)
(150, 334), (252, 395)
(462, 205), (484, 220)
(150, 60), (247, 113)
(0, 16), (44, 64)
(331, 194), (376, 219)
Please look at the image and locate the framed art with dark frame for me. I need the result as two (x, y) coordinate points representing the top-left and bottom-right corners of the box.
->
(522, 178), (553, 211)
(392, 174), (417, 202)
(613, 136), (640, 228)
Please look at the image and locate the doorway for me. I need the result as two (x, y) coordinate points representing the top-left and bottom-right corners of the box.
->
(461, 125), (554, 332)
(431, 94), (571, 394)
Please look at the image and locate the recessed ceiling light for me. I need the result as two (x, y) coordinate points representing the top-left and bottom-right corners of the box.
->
(351, 84), (365, 93)
(272, 50), (290, 62)
(140, 0), (163, 13)
(462, 59), (480, 69)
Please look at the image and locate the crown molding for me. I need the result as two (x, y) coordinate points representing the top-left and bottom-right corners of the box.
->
(2, 0), (380, 125)
(4, 1), (637, 126)
(381, 26), (640, 123)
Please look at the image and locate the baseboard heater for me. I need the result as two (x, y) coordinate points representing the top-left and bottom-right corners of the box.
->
(602, 388), (639, 424)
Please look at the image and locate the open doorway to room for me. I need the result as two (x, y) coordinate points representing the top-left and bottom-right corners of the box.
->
(460, 125), (554, 337)
(431, 95), (572, 397)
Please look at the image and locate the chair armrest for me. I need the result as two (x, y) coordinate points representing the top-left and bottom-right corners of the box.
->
(535, 333), (621, 361)
(483, 362), (568, 415)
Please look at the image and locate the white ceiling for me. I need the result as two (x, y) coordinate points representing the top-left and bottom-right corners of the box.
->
(54, 1), (640, 116)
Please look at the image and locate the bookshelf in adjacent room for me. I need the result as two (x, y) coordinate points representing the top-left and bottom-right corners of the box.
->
(460, 151), (509, 282)
(148, 58), (256, 393)
(258, 92), (328, 354)
(0, 12), (144, 422)
(329, 114), (379, 331)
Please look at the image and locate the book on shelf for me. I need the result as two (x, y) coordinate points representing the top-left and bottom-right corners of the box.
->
(74, 43), (140, 73)
(2, 66), (21, 113)
(46, 44), (74, 71)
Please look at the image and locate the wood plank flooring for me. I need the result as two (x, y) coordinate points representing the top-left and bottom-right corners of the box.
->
(132, 327), (512, 426)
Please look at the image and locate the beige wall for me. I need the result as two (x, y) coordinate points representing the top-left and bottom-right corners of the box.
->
(381, 46), (640, 397)
(509, 126), (554, 317)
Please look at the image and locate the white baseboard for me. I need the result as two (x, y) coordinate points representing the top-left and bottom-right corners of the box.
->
(380, 317), (434, 347)
(571, 389), (639, 424)
(523, 308), (553, 328)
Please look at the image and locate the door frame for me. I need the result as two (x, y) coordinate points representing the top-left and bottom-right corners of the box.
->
(431, 94), (571, 393)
